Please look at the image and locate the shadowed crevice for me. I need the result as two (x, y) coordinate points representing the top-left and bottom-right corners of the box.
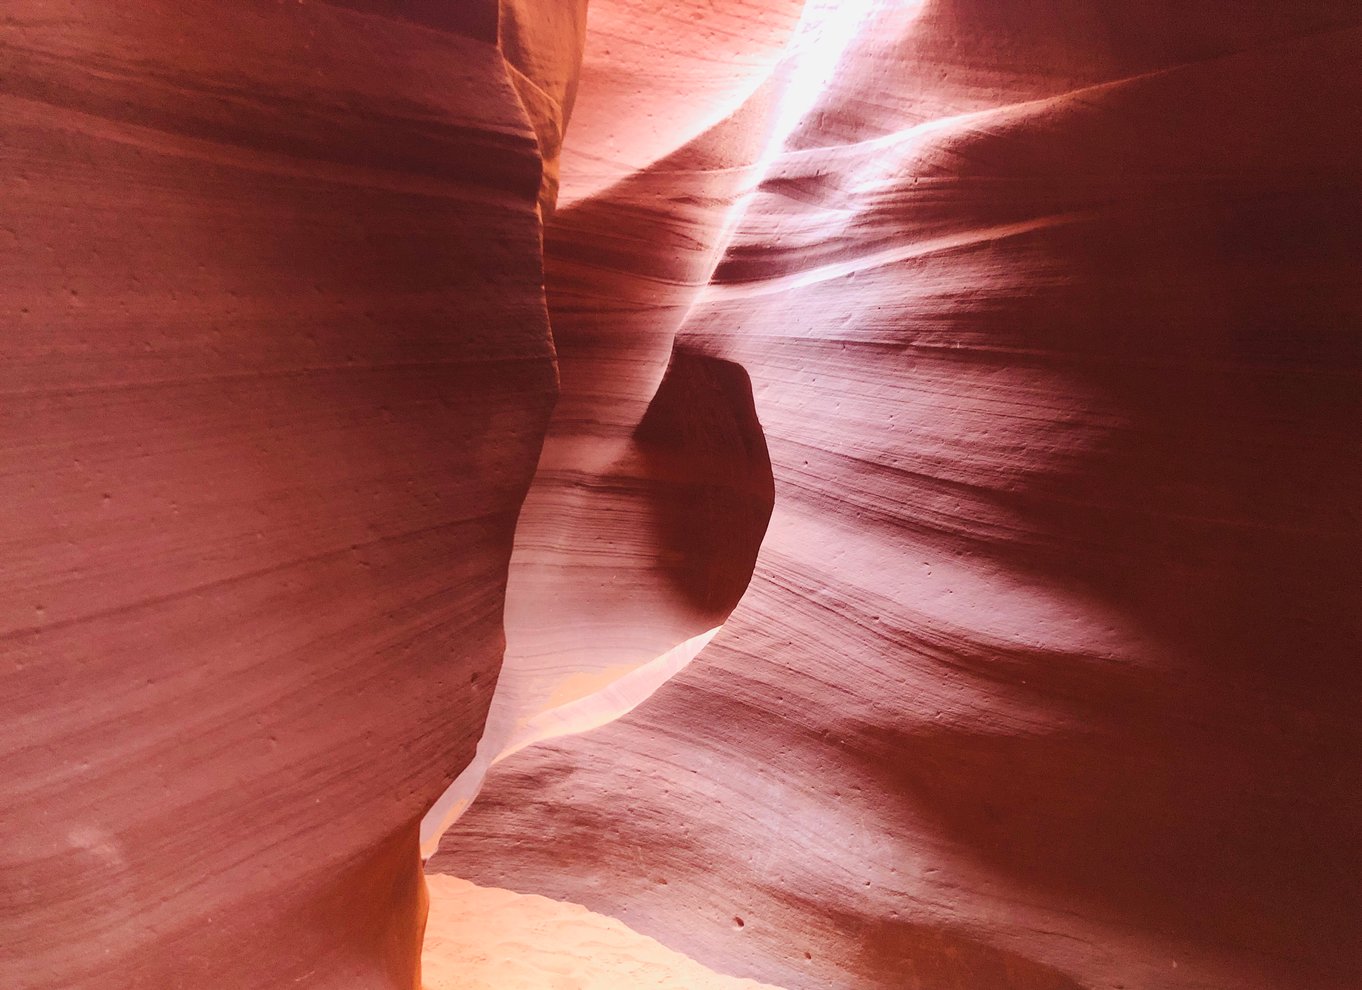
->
(635, 347), (777, 618)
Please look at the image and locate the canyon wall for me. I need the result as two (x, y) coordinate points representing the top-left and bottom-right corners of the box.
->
(430, 3), (1362, 990)
(4, 1), (1361, 989)
(1, 3), (575, 987)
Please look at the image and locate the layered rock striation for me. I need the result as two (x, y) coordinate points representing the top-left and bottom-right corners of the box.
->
(1, 3), (572, 986)
(431, 3), (1362, 990)
(5, 2), (1361, 989)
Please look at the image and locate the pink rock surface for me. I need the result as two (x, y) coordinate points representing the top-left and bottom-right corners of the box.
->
(6, 1), (1362, 988)
(0, 4), (568, 987)
(422, 873), (786, 990)
(431, 3), (1362, 990)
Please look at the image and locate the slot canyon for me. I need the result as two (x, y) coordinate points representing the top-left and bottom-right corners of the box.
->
(3, 2), (1361, 988)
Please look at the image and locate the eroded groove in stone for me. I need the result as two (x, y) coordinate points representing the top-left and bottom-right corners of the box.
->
(431, 3), (1362, 990)
(7, 1), (1362, 988)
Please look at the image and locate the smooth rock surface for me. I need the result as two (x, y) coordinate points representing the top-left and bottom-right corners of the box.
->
(422, 874), (787, 990)
(432, 3), (1362, 990)
(7, 1), (1362, 988)
(0, 3), (571, 987)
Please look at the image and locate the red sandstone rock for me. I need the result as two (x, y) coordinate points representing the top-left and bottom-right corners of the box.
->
(0, 4), (569, 987)
(430, 3), (1362, 990)
(6, 2), (1362, 989)
(421, 873), (785, 990)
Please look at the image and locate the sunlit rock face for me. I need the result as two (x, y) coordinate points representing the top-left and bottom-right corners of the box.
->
(6, 1), (1362, 989)
(431, 3), (1362, 990)
(422, 874), (786, 990)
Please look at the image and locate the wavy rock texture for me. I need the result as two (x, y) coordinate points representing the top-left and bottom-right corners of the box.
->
(430, 3), (1362, 990)
(0, 3), (573, 988)
(419, 0), (787, 854)
(7, 1), (1362, 989)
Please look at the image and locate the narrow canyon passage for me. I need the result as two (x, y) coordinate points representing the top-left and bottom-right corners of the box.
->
(427, 3), (1362, 990)
(3, 2), (1360, 989)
